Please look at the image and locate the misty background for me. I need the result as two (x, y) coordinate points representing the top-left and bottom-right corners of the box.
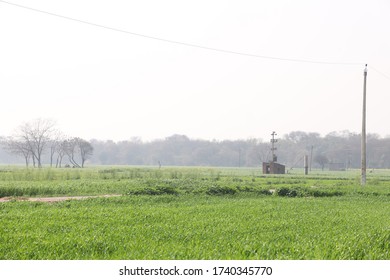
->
(2, 130), (390, 169)
(1, 1), (390, 142)
(1, 1), (390, 169)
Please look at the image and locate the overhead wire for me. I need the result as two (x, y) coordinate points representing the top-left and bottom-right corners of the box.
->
(369, 66), (390, 82)
(0, 0), (364, 66)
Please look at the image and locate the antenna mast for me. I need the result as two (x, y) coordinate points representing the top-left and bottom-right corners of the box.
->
(271, 131), (278, 162)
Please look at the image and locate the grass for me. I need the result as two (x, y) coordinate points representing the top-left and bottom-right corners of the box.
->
(1, 166), (390, 259)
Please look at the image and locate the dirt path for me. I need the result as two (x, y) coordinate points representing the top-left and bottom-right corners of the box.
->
(0, 194), (122, 203)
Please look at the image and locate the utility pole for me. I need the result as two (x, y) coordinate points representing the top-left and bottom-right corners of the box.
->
(304, 155), (309, 175)
(271, 131), (277, 162)
(361, 64), (368, 186)
(310, 145), (313, 171)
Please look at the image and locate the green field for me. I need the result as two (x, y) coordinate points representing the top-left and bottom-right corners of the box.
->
(0, 166), (389, 259)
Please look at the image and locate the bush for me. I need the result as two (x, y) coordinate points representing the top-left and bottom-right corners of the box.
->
(275, 186), (345, 198)
(128, 185), (179, 196)
(276, 187), (298, 197)
(206, 185), (237, 195)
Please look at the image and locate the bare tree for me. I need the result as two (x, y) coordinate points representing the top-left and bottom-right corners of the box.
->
(18, 119), (55, 168)
(2, 119), (96, 168)
(64, 138), (81, 168)
(2, 137), (31, 167)
(56, 140), (67, 168)
(48, 131), (66, 167)
(63, 137), (93, 168)
(77, 138), (93, 168)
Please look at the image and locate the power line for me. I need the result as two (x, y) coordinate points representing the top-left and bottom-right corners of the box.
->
(0, 0), (363, 66)
(370, 66), (390, 82)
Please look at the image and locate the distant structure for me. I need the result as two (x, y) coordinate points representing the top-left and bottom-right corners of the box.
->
(262, 161), (286, 174)
(262, 131), (285, 174)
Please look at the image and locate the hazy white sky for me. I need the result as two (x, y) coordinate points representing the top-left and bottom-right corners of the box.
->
(1, 0), (390, 141)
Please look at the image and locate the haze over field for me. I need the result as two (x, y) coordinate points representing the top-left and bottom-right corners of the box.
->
(1, 0), (390, 141)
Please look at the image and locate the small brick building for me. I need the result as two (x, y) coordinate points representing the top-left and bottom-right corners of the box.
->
(262, 162), (285, 174)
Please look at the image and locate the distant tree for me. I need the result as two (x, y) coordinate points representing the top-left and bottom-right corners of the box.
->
(63, 137), (93, 168)
(55, 140), (67, 168)
(1, 120), (95, 167)
(2, 137), (31, 167)
(314, 154), (329, 171)
(64, 138), (81, 168)
(48, 131), (66, 167)
(18, 119), (55, 168)
(77, 138), (93, 168)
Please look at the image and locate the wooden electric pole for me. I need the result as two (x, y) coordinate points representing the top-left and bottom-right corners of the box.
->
(361, 64), (368, 186)
(304, 155), (309, 175)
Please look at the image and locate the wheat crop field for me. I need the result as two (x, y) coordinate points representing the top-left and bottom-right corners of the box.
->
(0, 166), (389, 260)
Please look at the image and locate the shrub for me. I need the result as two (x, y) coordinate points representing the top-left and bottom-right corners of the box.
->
(276, 187), (298, 197)
(128, 185), (179, 196)
(206, 185), (237, 195)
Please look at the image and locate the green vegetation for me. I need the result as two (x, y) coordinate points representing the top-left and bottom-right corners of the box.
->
(0, 166), (390, 259)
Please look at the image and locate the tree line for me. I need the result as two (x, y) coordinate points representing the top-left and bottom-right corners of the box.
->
(86, 131), (390, 169)
(0, 119), (93, 168)
(2, 125), (390, 169)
